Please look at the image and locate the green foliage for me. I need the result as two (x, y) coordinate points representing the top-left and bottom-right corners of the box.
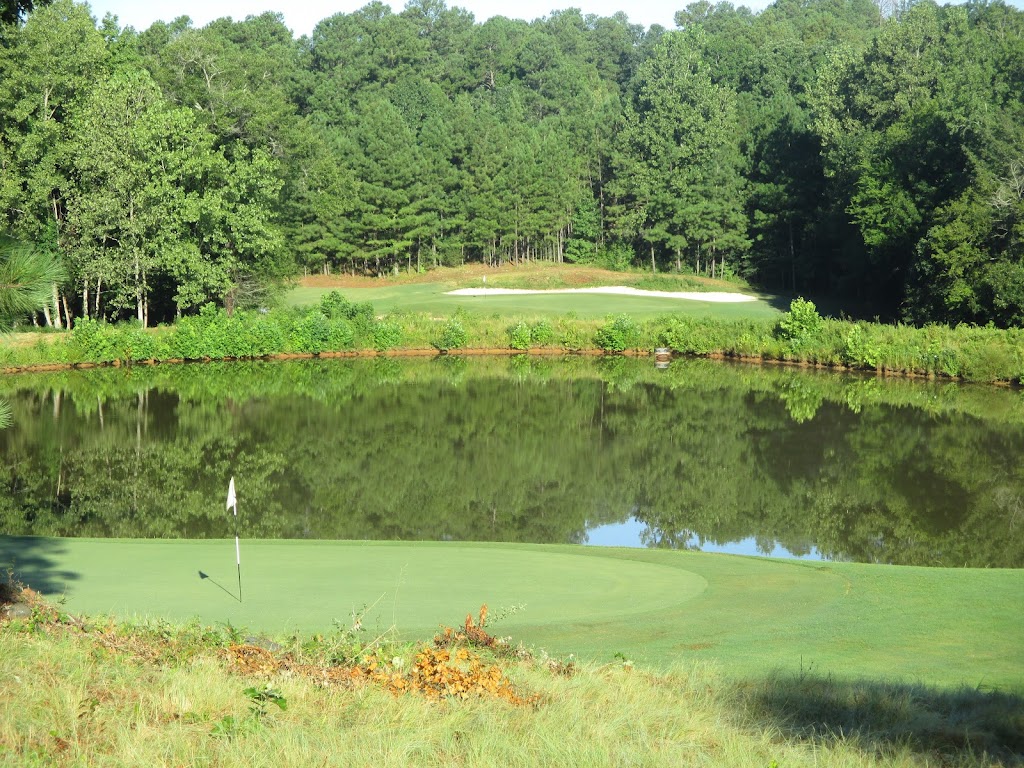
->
(318, 291), (353, 319)
(777, 298), (824, 349)
(2, 0), (1021, 331)
(8, 299), (1024, 384)
(596, 243), (634, 272)
(69, 318), (163, 363)
(0, 239), (64, 326)
(507, 321), (532, 350)
(660, 317), (730, 356)
(244, 684), (288, 718)
(326, 318), (356, 350)
(433, 318), (468, 351)
(372, 319), (403, 352)
(558, 322), (587, 351)
(212, 685), (287, 739)
(507, 318), (555, 350)
(169, 305), (286, 360)
(594, 314), (641, 352)
(531, 318), (555, 346)
(318, 291), (375, 339)
(290, 310), (331, 354)
(843, 323), (881, 369)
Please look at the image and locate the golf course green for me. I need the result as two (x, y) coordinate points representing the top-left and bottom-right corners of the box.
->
(285, 281), (782, 320)
(8, 536), (1022, 691)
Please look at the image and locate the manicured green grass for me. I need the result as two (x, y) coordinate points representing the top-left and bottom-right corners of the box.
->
(7, 537), (1022, 690)
(285, 282), (783, 320)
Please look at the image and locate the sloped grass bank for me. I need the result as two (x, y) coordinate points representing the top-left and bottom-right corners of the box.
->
(2, 576), (1021, 768)
(2, 294), (1022, 384)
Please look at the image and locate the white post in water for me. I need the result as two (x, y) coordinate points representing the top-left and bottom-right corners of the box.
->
(227, 477), (241, 602)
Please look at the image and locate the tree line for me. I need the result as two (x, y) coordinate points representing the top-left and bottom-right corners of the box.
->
(1, 0), (1022, 327)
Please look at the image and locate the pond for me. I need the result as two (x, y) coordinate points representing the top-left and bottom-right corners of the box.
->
(1, 355), (1022, 568)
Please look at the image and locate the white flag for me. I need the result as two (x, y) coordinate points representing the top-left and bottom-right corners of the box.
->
(226, 476), (237, 515)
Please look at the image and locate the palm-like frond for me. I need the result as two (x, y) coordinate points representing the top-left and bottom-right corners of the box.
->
(0, 239), (64, 321)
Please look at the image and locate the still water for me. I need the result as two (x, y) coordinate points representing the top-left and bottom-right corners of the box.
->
(1, 356), (1022, 567)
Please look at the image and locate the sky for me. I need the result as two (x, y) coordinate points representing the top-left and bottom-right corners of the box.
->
(82, 0), (735, 36)
(79, 0), (1024, 39)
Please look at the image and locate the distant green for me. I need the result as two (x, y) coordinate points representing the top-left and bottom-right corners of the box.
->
(8, 537), (1022, 691)
(284, 282), (782, 320)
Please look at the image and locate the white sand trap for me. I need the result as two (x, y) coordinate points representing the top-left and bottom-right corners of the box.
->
(447, 286), (758, 303)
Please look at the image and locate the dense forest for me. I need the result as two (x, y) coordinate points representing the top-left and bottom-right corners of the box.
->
(1, 0), (1022, 327)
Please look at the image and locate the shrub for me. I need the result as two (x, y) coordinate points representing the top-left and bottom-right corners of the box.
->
(164, 306), (287, 360)
(319, 291), (352, 319)
(843, 323), (880, 368)
(530, 319), (555, 346)
(434, 318), (468, 351)
(239, 312), (286, 357)
(507, 321), (531, 351)
(70, 318), (161, 363)
(349, 302), (377, 340)
(327, 318), (356, 350)
(318, 292), (376, 342)
(69, 317), (116, 362)
(559, 323), (587, 350)
(597, 243), (634, 271)
(594, 314), (640, 352)
(660, 317), (720, 355)
(777, 298), (824, 349)
(290, 310), (330, 354)
(373, 319), (402, 352)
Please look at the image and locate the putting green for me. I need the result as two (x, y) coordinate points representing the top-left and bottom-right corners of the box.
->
(7, 538), (708, 635)
(6, 537), (1022, 689)
(286, 283), (781, 320)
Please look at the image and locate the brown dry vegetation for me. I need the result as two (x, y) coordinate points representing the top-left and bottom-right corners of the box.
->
(2, 580), (1022, 766)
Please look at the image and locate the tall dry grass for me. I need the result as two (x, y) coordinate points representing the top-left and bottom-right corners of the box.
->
(1, 595), (1019, 768)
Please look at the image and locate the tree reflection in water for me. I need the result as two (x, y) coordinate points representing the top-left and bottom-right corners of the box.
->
(1, 356), (1021, 568)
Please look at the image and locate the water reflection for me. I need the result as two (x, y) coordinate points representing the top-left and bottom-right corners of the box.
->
(585, 517), (824, 561)
(0, 356), (1021, 568)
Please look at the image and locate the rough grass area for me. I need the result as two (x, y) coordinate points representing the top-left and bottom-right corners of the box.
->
(4, 539), (1022, 691)
(1, 581), (1021, 768)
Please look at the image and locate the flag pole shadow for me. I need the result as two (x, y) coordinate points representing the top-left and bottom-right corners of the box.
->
(198, 570), (241, 602)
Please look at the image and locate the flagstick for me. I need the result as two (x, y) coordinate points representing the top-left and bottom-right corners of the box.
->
(227, 477), (242, 603)
(235, 532), (242, 603)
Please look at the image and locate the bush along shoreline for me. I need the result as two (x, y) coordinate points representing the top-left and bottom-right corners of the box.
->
(2, 294), (1022, 385)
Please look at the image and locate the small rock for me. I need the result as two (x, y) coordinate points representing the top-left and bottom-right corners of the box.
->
(7, 603), (33, 620)
(244, 635), (282, 652)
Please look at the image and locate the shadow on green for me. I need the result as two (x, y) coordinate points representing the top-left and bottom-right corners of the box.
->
(737, 674), (1024, 764)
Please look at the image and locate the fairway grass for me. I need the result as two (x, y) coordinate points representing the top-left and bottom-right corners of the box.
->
(285, 281), (782, 320)
(5, 537), (1022, 691)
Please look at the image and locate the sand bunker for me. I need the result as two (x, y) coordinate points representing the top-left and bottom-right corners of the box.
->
(447, 286), (758, 303)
